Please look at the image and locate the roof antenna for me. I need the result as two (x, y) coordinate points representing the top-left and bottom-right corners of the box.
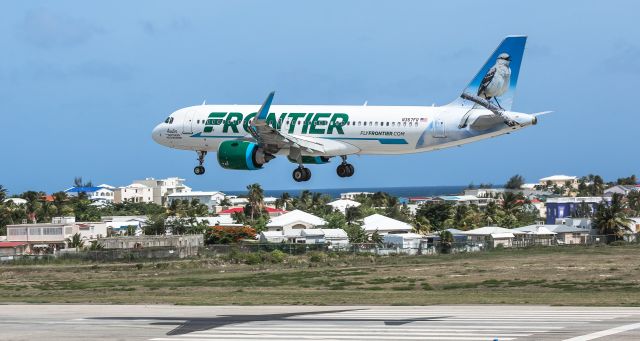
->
(363, 100), (368, 106)
(202, 100), (206, 105)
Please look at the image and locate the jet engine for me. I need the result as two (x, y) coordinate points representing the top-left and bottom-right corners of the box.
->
(217, 141), (274, 170)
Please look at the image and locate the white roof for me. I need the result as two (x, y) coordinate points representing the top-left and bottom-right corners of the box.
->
(187, 216), (236, 225)
(384, 233), (424, 239)
(320, 229), (348, 238)
(464, 226), (525, 236)
(260, 231), (283, 237)
(124, 183), (149, 189)
(301, 229), (324, 237)
(266, 210), (326, 227)
(168, 191), (225, 197)
(361, 214), (413, 232)
(3, 198), (27, 205)
(540, 175), (577, 181)
(327, 199), (361, 207)
(97, 184), (115, 189)
(491, 232), (515, 239)
(513, 225), (557, 235)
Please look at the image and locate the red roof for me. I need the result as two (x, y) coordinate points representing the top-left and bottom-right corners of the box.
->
(0, 242), (28, 248)
(219, 207), (286, 214)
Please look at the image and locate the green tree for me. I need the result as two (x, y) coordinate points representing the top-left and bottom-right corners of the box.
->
(617, 175), (637, 185)
(593, 194), (632, 243)
(67, 233), (84, 249)
(439, 230), (454, 254)
(369, 230), (383, 246)
(505, 174), (525, 190)
(325, 212), (347, 229)
(344, 223), (367, 243)
(0, 185), (7, 202)
(144, 214), (167, 235)
(344, 206), (362, 226)
(246, 183), (264, 221)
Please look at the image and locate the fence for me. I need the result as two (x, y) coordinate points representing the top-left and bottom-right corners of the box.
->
(2, 233), (639, 263)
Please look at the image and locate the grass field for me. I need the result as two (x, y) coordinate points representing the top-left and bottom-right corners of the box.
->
(1, 245), (640, 306)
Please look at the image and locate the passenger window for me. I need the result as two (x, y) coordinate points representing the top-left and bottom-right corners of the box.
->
(386, 122), (389, 126)
(364, 122), (367, 126)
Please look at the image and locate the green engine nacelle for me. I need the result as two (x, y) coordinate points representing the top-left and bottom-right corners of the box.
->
(217, 141), (266, 170)
(287, 155), (331, 164)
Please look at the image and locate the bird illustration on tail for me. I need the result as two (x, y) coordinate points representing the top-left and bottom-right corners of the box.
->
(451, 36), (526, 128)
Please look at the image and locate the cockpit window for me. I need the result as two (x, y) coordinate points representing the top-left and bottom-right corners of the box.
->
(164, 117), (170, 123)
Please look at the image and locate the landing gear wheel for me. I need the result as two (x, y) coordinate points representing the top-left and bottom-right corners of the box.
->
(337, 163), (354, 177)
(346, 163), (354, 177)
(194, 151), (207, 175)
(293, 167), (311, 182)
(194, 165), (205, 175)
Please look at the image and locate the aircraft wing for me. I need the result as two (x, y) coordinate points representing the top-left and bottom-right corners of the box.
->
(249, 92), (360, 157)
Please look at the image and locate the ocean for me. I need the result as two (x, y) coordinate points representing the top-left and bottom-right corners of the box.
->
(223, 185), (467, 199)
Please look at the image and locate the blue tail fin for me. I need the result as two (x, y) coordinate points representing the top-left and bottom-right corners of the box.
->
(448, 35), (527, 111)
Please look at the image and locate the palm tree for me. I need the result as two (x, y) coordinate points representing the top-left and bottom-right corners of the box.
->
(67, 233), (84, 249)
(0, 185), (7, 203)
(246, 183), (264, 221)
(593, 194), (633, 243)
(439, 230), (454, 254)
(345, 206), (362, 226)
(276, 192), (290, 210)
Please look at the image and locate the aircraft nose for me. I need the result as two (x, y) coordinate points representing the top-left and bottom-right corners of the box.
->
(152, 124), (164, 144)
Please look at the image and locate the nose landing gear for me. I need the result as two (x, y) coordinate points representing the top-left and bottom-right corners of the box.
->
(194, 151), (207, 175)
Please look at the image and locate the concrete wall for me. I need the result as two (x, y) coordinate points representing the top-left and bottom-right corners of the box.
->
(98, 235), (203, 249)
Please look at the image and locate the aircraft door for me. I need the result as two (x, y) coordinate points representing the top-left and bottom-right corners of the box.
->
(182, 112), (194, 134)
(433, 119), (446, 138)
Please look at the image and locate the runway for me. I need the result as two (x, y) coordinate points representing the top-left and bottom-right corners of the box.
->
(1, 305), (640, 340)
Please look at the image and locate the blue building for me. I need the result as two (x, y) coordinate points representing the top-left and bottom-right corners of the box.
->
(545, 197), (609, 224)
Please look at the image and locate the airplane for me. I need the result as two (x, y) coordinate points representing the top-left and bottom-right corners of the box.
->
(152, 35), (542, 182)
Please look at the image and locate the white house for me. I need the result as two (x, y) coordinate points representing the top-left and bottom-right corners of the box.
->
(340, 192), (373, 200)
(301, 229), (325, 244)
(259, 228), (348, 246)
(435, 195), (492, 207)
(101, 216), (148, 236)
(361, 214), (413, 235)
(513, 224), (557, 246)
(546, 225), (589, 245)
(76, 221), (108, 241)
(383, 233), (424, 250)
(463, 226), (526, 248)
(131, 177), (192, 206)
(114, 183), (154, 204)
(327, 199), (361, 214)
(321, 229), (349, 247)
(265, 210), (326, 232)
(167, 191), (226, 211)
(539, 175), (578, 187)
(3, 198), (27, 206)
(65, 185), (115, 204)
(604, 185), (640, 196)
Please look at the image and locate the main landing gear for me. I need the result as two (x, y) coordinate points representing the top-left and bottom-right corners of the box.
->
(336, 156), (354, 178)
(194, 151), (207, 175)
(292, 166), (311, 182)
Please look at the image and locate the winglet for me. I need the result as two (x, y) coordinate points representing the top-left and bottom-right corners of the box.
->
(257, 91), (275, 121)
(532, 111), (553, 117)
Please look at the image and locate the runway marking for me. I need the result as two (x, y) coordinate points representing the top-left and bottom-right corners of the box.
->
(147, 308), (640, 341)
(562, 322), (640, 341)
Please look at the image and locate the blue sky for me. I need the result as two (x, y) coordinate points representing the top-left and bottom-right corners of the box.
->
(1, 1), (638, 194)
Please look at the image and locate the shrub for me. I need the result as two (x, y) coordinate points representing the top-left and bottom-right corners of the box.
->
(308, 252), (326, 263)
(270, 249), (286, 263)
(205, 226), (256, 244)
(243, 252), (262, 265)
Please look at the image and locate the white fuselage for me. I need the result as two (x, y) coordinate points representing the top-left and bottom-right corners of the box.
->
(152, 104), (536, 156)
